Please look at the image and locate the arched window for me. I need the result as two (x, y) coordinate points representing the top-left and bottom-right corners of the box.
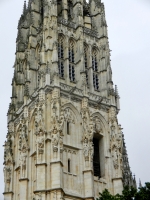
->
(69, 41), (75, 82)
(67, 121), (70, 135)
(93, 74), (99, 90)
(68, 159), (71, 173)
(92, 50), (99, 90)
(92, 51), (98, 72)
(58, 37), (64, 78)
(84, 45), (88, 84)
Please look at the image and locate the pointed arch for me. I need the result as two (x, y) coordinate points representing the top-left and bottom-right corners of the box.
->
(61, 102), (81, 122)
(91, 44), (99, 53)
(58, 33), (66, 41)
(91, 111), (108, 132)
(36, 43), (41, 53)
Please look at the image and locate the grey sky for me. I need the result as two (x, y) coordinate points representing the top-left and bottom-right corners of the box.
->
(0, 0), (150, 198)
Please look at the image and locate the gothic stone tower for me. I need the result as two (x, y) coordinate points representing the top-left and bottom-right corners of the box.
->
(3, 0), (136, 200)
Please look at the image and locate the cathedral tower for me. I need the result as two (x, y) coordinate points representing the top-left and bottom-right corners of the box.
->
(3, 0), (136, 199)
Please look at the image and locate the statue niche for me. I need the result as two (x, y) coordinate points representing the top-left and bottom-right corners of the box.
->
(18, 124), (29, 178)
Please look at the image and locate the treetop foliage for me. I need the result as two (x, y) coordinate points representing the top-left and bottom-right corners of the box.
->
(97, 183), (150, 200)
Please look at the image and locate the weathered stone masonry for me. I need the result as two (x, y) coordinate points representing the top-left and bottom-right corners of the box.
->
(3, 0), (136, 199)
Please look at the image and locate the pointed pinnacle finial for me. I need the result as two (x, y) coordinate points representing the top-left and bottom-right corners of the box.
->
(139, 179), (142, 188)
(23, 1), (26, 15)
(28, 0), (32, 10)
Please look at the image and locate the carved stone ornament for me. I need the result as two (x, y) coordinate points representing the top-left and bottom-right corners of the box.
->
(19, 125), (29, 153)
(18, 124), (29, 178)
(3, 135), (13, 192)
(4, 136), (13, 165)
(80, 99), (94, 163)
(93, 117), (103, 134)
(109, 107), (117, 123)
(4, 165), (12, 184)
(34, 106), (45, 133)
(51, 126), (59, 152)
(36, 128), (46, 154)
(59, 136), (63, 153)
(81, 98), (90, 131)
(64, 108), (75, 124)
(8, 122), (14, 133)
(110, 126), (123, 174)
(83, 137), (93, 162)
(78, 4), (83, 16)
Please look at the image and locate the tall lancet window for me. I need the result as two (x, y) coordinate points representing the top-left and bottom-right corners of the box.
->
(92, 50), (99, 90)
(84, 45), (88, 84)
(68, 159), (71, 173)
(58, 37), (64, 78)
(69, 41), (75, 82)
(93, 138), (101, 177)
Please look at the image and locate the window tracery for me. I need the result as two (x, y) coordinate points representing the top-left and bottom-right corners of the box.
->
(92, 50), (99, 90)
(58, 37), (64, 78)
(84, 45), (88, 84)
(69, 40), (75, 82)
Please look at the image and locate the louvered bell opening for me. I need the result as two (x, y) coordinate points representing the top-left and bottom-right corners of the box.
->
(95, 57), (98, 72)
(58, 44), (61, 59)
(58, 61), (61, 75)
(61, 44), (63, 59)
(61, 62), (64, 78)
(86, 71), (88, 84)
(69, 49), (71, 62)
(93, 74), (96, 89)
(85, 59), (87, 69)
(72, 50), (74, 63)
(69, 65), (72, 80)
(96, 74), (99, 90)
(72, 66), (75, 81)
(92, 56), (94, 70)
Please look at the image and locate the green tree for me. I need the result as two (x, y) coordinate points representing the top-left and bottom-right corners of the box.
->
(135, 182), (150, 200)
(97, 183), (150, 200)
(120, 186), (137, 200)
(97, 189), (119, 200)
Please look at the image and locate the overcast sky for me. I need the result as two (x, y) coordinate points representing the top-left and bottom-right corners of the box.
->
(0, 0), (150, 199)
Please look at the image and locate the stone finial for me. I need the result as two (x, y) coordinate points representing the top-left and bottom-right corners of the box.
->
(23, 1), (27, 15)
(139, 179), (142, 188)
(28, 0), (32, 9)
